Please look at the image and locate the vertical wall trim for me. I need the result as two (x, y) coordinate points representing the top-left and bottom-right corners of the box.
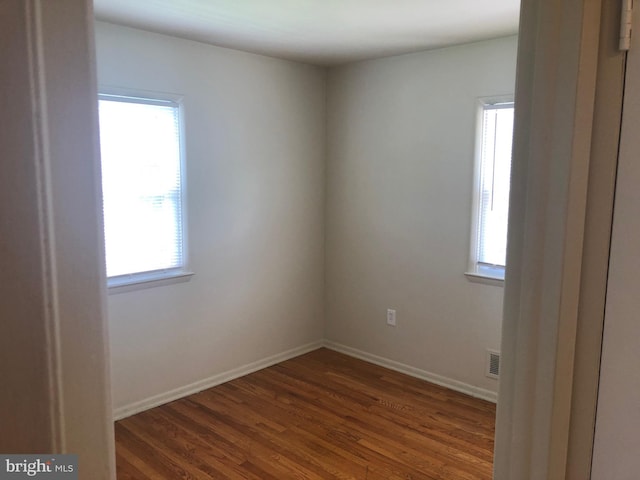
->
(494, 0), (604, 478)
(26, 0), (66, 452)
(1, 0), (115, 476)
(566, 0), (626, 477)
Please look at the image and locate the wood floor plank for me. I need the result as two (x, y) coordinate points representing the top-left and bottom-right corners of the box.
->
(115, 348), (496, 479)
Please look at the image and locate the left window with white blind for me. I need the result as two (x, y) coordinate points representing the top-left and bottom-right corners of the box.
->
(98, 92), (191, 289)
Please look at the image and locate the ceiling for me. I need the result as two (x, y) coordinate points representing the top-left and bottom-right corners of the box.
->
(93, 0), (520, 66)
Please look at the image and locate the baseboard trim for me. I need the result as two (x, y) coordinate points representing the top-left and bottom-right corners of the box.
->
(114, 339), (496, 420)
(323, 340), (498, 403)
(113, 340), (324, 420)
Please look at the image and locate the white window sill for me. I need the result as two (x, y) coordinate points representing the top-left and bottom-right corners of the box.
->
(108, 270), (194, 295)
(464, 271), (505, 287)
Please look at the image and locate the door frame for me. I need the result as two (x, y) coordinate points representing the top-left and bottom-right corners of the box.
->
(0, 0), (626, 478)
(495, 0), (625, 478)
(0, 0), (115, 476)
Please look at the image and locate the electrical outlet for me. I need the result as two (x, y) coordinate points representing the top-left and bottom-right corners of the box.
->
(387, 309), (396, 326)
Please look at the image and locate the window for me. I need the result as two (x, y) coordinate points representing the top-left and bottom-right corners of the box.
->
(467, 99), (514, 282)
(98, 92), (190, 288)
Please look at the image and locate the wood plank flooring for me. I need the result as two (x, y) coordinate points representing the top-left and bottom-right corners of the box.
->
(115, 348), (496, 479)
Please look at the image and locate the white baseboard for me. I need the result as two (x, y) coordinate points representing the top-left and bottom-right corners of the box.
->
(114, 339), (497, 420)
(113, 340), (324, 420)
(323, 340), (498, 403)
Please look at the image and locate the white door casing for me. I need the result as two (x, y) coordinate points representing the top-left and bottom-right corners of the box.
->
(591, 5), (640, 478)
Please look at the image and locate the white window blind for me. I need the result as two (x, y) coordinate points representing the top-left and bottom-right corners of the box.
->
(469, 101), (514, 280)
(98, 94), (185, 282)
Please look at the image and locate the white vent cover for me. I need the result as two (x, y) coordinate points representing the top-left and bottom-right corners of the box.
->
(486, 349), (500, 379)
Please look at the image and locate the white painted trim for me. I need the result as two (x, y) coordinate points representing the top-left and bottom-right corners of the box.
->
(323, 341), (497, 403)
(108, 270), (194, 294)
(493, 0), (604, 477)
(464, 271), (505, 287)
(2, 0), (115, 475)
(114, 339), (499, 421)
(27, 0), (66, 451)
(113, 341), (324, 420)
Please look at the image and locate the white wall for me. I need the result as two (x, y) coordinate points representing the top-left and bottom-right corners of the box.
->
(95, 23), (326, 413)
(97, 25), (518, 413)
(325, 36), (518, 396)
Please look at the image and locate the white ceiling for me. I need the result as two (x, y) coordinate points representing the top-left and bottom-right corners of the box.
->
(93, 0), (520, 66)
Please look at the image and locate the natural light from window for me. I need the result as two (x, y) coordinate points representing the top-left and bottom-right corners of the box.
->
(468, 101), (514, 281)
(98, 94), (185, 282)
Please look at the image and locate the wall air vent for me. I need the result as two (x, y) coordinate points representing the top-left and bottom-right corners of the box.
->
(486, 350), (500, 379)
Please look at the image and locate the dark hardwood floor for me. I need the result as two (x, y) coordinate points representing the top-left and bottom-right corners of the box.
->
(115, 348), (496, 479)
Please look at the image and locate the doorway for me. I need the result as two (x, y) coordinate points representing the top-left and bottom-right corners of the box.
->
(0, 0), (625, 479)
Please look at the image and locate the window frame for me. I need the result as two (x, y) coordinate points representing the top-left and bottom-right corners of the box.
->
(466, 95), (514, 286)
(98, 87), (193, 293)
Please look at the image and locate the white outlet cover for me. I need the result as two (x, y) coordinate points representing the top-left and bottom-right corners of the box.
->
(387, 309), (396, 326)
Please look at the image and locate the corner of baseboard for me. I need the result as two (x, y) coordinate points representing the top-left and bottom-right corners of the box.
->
(113, 338), (496, 422)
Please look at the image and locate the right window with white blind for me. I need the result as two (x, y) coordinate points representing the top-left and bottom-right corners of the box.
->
(468, 99), (514, 282)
